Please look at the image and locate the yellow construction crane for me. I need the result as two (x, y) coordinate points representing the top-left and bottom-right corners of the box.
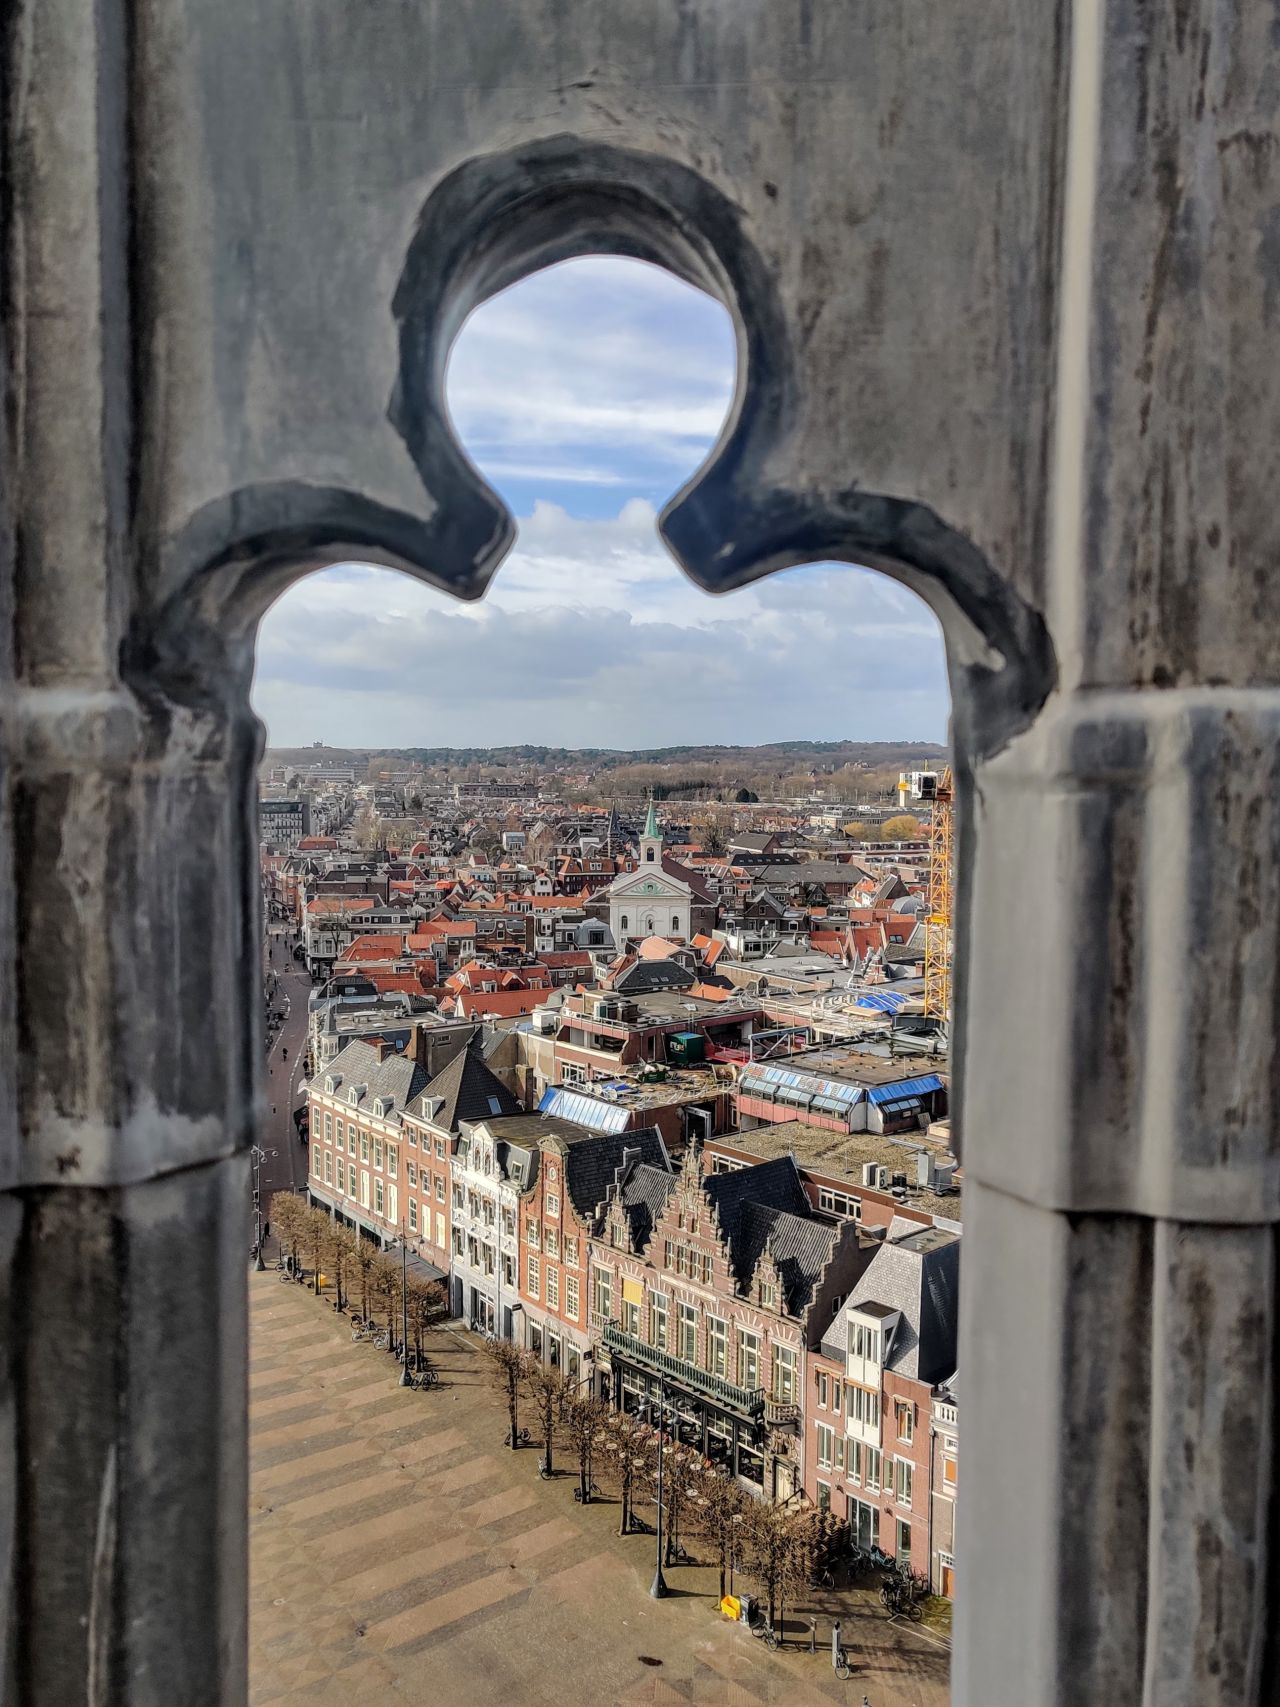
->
(898, 768), (953, 1026)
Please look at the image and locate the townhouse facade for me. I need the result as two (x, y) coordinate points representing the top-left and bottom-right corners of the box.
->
(304, 1039), (429, 1248)
(589, 1144), (867, 1501)
(514, 1124), (670, 1388)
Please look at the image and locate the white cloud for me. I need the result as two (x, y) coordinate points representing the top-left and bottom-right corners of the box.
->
(252, 256), (948, 748)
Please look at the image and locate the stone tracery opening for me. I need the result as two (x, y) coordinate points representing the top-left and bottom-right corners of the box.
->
(249, 254), (961, 1663)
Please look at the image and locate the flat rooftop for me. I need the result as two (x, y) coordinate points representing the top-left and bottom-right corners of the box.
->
(780, 1043), (950, 1086)
(710, 1120), (963, 1223)
(565, 1064), (730, 1112)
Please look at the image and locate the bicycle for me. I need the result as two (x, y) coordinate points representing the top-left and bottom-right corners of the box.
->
(572, 1480), (602, 1504)
(748, 1607), (779, 1650)
(501, 1427), (531, 1448)
(405, 1364), (438, 1390)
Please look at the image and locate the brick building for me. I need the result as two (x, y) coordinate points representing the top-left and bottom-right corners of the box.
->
(590, 1144), (866, 1500)
(515, 1124), (669, 1385)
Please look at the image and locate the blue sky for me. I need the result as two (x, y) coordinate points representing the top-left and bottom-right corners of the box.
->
(252, 258), (948, 749)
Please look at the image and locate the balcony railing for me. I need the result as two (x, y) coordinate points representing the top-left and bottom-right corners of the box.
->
(764, 1398), (801, 1428)
(600, 1322), (765, 1418)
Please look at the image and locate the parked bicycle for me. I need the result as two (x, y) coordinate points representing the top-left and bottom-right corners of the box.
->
(747, 1603), (779, 1649)
(879, 1575), (924, 1622)
(350, 1317), (389, 1350)
(403, 1362), (438, 1390)
(501, 1426), (531, 1448)
(572, 1480), (603, 1504)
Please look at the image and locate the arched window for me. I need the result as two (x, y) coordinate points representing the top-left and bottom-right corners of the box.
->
(672, 916), (680, 932)
(620, 915), (628, 932)
(645, 847), (655, 861)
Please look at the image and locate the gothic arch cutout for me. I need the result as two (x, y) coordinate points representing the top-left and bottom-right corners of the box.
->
(134, 136), (1053, 767)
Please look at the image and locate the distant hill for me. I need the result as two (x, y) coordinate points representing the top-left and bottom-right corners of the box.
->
(264, 740), (947, 770)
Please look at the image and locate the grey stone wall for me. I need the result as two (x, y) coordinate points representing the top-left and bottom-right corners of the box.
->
(3, 0), (1277, 1701)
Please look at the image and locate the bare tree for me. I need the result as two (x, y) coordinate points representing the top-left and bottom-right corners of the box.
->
(350, 1235), (378, 1322)
(302, 1207), (329, 1295)
(655, 1438), (701, 1566)
(597, 1409), (655, 1536)
(740, 1502), (808, 1631)
(525, 1361), (565, 1474)
(273, 1194), (306, 1269)
(323, 1220), (357, 1312)
(406, 1277), (446, 1363)
(557, 1390), (610, 1504)
(482, 1338), (532, 1450)
(370, 1253), (402, 1353)
(689, 1467), (750, 1599)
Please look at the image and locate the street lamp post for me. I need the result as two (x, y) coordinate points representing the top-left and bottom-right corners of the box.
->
(250, 1145), (276, 1271)
(398, 1233), (411, 1386)
(649, 1384), (669, 1600)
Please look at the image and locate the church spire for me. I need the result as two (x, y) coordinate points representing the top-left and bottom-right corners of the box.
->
(644, 795), (659, 840)
(639, 795), (662, 865)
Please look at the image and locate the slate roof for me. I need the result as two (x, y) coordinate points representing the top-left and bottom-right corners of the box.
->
(846, 1227), (960, 1384)
(317, 1038), (431, 1117)
(704, 1153), (809, 1232)
(612, 959), (695, 994)
(619, 1162), (678, 1250)
(559, 1127), (670, 1222)
(733, 1201), (840, 1315)
(416, 1035), (519, 1131)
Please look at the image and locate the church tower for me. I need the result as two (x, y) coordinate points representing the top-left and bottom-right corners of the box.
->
(639, 796), (662, 866)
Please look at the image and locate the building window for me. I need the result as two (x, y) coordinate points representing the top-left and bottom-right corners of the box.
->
(678, 1301), (697, 1363)
(373, 1137), (384, 1169)
(436, 1211), (445, 1247)
(348, 1163), (356, 1196)
(850, 1385), (880, 1431)
(503, 1251), (515, 1287)
(527, 1219), (540, 1247)
(897, 1519), (912, 1567)
(833, 1381), (843, 1416)
(408, 1199), (418, 1231)
(772, 1345), (797, 1403)
(706, 1316), (727, 1378)
(546, 1191), (559, 1219)
(546, 1266), (559, 1310)
(360, 1134), (369, 1164)
(312, 1145), (321, 1177)
(759, 1281), (777, 1310)
(896, 1459), (913, 1507)
(672, 916), (679, 931)
(736, 1328), (760, 1391)
(864, 1447), (882, 1493)
(360, 1171), (370, 1210)
(560, 1062), (587, 1087)
(850, 1320), (879, 1362)
(816, 1423), (835, 1470)
(452, 1227), (464, 1257)
(594, 1272), (612, 1320)
(817, 1482), (831, 1512)
(335, 1119), (344, 1146)
(650, 1292), (669, 1350)
(943, 1455), (958, 1489)
(544, 1227), (559, 1259)
(848, 1440), (863, 1484)
(453, 1184), (464, 1210)
(897, 1402), (914, 1444)
(374, 1178), (384, 1216)
(620, 915), (629, 931)
(435, 1137), (445, 1159)
(622, 1298), (640, 1337)
(324, 1113), (332, 1142)
(563, 1236), (578, 1266)
(565, 1275), (579, 1320)
(528, 1256), (540, 1299)
(817, 1370), (829, 1408)
(387, 1143), (398, 1176)
(408, 1128), (417, 1148)
(324, 1151), (332, 1185)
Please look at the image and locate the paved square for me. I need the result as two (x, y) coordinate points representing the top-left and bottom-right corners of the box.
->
(249, 1271), (951, 1705)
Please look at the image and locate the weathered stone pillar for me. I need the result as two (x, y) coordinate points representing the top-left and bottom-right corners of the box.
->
(1, 1), (255, 1699)
(955, 0), (1280, 1700)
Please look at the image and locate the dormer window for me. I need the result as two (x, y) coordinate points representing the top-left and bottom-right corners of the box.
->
(325, 1076), (338, 1095)
(759, 1281), (777, 1310)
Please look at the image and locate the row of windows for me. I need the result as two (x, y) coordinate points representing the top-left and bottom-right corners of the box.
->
(525, 1257), (580, 1319)
(813, 1428), (912, 1503)
(525, 1221), (578, 1264)
(595, 1273), (797, 1396)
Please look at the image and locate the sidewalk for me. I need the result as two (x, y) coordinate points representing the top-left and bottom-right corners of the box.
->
(249, 1269), (951, 1706)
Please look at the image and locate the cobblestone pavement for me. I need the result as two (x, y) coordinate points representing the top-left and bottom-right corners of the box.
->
(250, 1271), (951, 1706)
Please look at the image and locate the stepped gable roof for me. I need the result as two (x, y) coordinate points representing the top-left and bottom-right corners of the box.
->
(417, 1034), (519, 1131)
(732, 1201), (839, 1315)
(703, 1152), (809, 1233)
(846, 1227), (960, 1384)
(553, 1126), (670, 1221)
(619, 1162), (678, 1249)
(318, 1038), (430, 1115)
